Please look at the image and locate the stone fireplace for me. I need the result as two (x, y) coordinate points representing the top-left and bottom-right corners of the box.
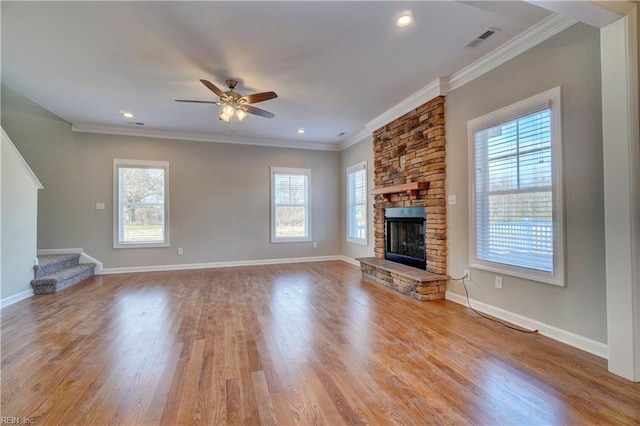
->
(357, 96), (448, 301)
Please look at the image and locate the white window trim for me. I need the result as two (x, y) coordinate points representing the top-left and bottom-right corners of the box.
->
(467, 86), (565, 286)
(113, 159), (170, 249)
(346, 161), (368, 245)
(270, 166), (311, 243)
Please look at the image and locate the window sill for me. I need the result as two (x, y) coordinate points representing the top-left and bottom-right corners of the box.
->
(470, 260), (564, 287)
(270, 238), (312, 244)
(114, 242), (169, 249)
(347, 238), (368, 246)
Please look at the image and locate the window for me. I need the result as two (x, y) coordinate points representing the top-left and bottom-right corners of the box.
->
(114, 159), (169, 248)
(347, 161), (367, 244)
(271, 167), (311, 242)
(468, 87), (564, 286)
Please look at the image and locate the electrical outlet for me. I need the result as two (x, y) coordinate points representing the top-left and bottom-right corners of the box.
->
(313, 242), (318, 248)
(463, 269), (470, 280)
(177, 248), (183, 255)
(495, 276), (503, 289)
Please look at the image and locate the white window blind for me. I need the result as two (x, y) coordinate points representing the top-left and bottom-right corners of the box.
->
(468, 87), (564, 286)
(347, 162), (367, 244)
(271, 167), (310, 242)
(114, 159), (169, 248)
(475, 109), (552, 271)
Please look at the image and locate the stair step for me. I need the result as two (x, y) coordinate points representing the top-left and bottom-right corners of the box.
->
(31, 263), (96, 294)
(38, 253), (80, 267)
(35, 253), (81, 278)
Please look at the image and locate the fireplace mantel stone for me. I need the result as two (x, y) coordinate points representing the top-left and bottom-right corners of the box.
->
(371, 182), (429, 200)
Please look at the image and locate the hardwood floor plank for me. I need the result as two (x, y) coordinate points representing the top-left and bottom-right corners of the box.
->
(176, 338), (206, 424)
(225, 378), (243, 426)
(2, 261), (639, 425)
(237, 335), (261, 425)
(192, 329), (226, 425)
(142, 342), (183, 424)
(251, 370), (277, 426)
(269, 391), (297, 426)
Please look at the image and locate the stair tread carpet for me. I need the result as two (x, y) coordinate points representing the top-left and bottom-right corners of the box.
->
(38, 253), (80, 268)
(33, 263), (95, 282)
(31, 254), (96, 294)
(35, 253), (82, 279)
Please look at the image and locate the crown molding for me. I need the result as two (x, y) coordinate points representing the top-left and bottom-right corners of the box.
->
(339, 127), (372, 151)
(364, 77), (448, 133)
(72, 13), (577, 151)
(448, 13), (577, 92)
(71, 123), (342, 152)
(363, 13), (576, 134)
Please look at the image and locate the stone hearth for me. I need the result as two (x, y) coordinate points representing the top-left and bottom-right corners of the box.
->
(357, 257), (448, 301)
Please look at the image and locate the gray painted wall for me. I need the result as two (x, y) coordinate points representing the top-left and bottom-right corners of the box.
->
(446, 23), (606, 342)
(340, 136), (374, 261)
(1, 84), (341, 270)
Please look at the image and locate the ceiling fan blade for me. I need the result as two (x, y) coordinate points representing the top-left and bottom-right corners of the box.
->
(175, 99), (222, 104)
(240, 91), (278, 104)
(199, 79), (226, 98)
(243, 104), (275, 118)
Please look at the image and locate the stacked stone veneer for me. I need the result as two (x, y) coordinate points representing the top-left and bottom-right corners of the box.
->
(358, 258), (448, 301)
(361, 95), (448, 300)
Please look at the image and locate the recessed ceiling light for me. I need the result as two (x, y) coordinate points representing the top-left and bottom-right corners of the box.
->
(122, 112), (134, 119)
(297, 128), (305, 134)
(396, 11), (414, 28)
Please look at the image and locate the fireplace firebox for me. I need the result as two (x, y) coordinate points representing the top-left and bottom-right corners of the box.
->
(385, 207), (426, 270)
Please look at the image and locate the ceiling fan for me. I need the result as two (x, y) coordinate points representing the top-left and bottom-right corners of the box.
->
(176, 79), (277, 122)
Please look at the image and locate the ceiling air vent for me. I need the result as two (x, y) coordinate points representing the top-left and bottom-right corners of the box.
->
(465, 27), (499, 49)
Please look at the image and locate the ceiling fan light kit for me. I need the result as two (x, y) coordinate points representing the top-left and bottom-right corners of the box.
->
(219, 104), (236, 122)
(235, 108), (248, 122)
(176, 78), (277, 126)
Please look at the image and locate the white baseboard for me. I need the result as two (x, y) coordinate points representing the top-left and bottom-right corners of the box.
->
(445, 291), (609, 359)
(339, 256), (361, 267)
(0, 255), (353, 308)
(38, 248), (103, 274)
(34, 250), (360, 275)
(101, 255), (345, 275)
(1, 289), (32, 309)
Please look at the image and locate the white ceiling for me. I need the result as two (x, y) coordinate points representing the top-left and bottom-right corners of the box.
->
(1, 1), (553, 150)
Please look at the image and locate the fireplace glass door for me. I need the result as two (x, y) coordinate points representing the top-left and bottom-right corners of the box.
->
(384, 207), (426, 270)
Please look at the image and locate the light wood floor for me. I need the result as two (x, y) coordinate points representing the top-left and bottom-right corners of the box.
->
(1, 261), (639, 425)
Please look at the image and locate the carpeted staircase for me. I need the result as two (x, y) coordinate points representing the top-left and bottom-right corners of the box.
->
(31, 254), (96, 294)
